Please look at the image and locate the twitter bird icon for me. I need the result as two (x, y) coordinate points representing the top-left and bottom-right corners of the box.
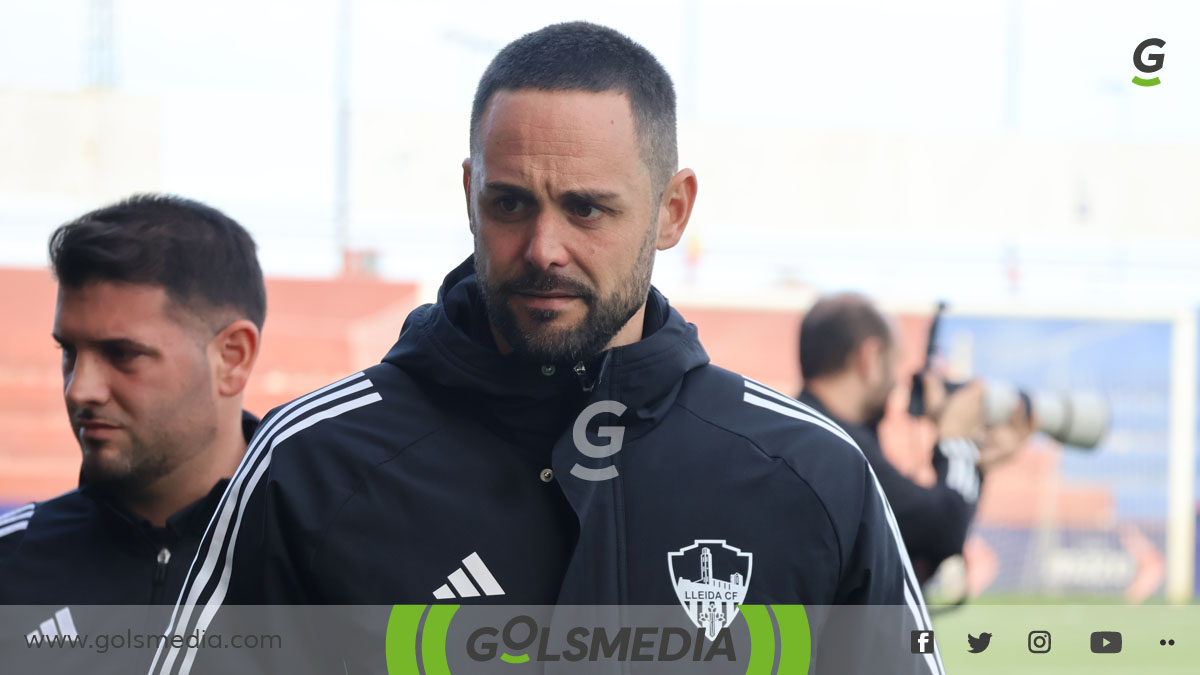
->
(967, 633), (992, 653)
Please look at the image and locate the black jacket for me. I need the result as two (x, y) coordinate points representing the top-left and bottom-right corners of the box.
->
(155, 259), (943, 674)
(0, 412), (259, 605)
(799, 390), (982, 583)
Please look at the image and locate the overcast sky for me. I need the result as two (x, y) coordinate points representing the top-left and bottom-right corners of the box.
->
(1, 0), (1198, 307)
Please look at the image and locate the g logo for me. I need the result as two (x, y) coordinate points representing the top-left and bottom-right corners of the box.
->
(570, 400), (627, 481)
(1132, 38), (1165, 86)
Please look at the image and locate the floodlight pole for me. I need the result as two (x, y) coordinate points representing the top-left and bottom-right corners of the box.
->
(334, 0), (353, 272)
(87, 0), (115, 89)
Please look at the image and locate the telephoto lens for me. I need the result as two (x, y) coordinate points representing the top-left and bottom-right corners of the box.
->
(982, 383), (1110, 450)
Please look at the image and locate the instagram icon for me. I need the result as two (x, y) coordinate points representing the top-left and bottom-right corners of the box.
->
(1028, 631), (1052, 654)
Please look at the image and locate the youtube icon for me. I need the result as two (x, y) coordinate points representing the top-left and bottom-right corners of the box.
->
(1091, 631), (1122, 654)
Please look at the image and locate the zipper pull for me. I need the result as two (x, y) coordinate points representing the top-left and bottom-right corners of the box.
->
(154, 547), (171, 584)
(573, 361), (595, 392)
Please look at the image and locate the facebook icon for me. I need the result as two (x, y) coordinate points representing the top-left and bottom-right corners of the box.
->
(911, 630), (935, 654)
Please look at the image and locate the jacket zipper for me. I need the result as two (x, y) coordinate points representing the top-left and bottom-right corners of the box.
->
(154, 547), (171, 584)
(573, 361), (595, 392)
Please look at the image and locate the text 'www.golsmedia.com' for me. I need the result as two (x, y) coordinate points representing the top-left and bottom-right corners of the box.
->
(25, 630), (282, 653)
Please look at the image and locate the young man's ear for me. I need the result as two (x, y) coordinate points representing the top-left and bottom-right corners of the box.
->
(655, 168), (698, 250)
(210, 319), (260, 398)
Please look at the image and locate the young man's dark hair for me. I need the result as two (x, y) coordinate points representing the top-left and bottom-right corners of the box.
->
(799, 292), (893, 380)
(49, 193), (266, 331)
(470, 21), (678, 197)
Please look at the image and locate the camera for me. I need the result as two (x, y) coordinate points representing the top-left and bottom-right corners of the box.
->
(911, 378), (1110, 450)
(909, 302), (1111, 450)
(981, 382), (1109, 450)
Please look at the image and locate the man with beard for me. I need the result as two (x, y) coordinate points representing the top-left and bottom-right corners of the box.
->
(0, 195), (264, 606)
(798, 293), (1031, 584)
(152, 23), (942, 675)
(0, 196), (264, 673)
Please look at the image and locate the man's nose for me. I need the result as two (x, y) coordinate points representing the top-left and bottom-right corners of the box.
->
(64, 353), (110, 409)
(523, 210), (572, 270)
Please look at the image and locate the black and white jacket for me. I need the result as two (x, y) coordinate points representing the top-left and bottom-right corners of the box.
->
(152, 258), (943, 675)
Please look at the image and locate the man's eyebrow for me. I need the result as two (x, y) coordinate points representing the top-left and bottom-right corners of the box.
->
(483, 182), (621, 206)
(97, 338), (159, 355)
(483, 182), (536, 200)
(50, 334), (160, 356)
(484, 180), (619, 200)
(560, 189), (621, 205)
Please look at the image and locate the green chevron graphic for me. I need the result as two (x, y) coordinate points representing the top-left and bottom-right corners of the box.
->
(770, 605), (811, 674)
(386, 604), (459, 675)
(1132, 76), (1161, 87)
(741, 604), (777, 673)
(385, 605), (426, 674)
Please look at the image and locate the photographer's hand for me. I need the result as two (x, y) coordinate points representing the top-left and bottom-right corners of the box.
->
(920, 372), (949, 421)
(936, 380), (986, 439)
(977, 398), (1035, 473)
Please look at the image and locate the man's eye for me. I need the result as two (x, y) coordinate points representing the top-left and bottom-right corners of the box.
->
(104, 347), (140, 364)
(572, 204), (601, 219)
(496, 196), (522, 214)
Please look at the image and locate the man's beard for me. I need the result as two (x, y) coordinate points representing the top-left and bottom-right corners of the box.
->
(476, 228), (656, 363)
(74, 387), (216, 499)
(78, 433), (173, 497)
(861, 383), (891, 429)
(862, 400), (887, 430)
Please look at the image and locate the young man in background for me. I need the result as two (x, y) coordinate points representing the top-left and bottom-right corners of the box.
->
(0, 195), (265, 608)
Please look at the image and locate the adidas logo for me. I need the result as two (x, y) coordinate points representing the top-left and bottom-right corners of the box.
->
(27, 607), (78, 641)
(432, 552), (505, 600)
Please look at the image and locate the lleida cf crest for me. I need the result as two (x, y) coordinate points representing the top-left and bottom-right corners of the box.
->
(667, 539), (753, 640)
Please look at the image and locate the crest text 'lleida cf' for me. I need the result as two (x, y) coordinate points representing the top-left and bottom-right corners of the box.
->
(667, 540), (753, 640)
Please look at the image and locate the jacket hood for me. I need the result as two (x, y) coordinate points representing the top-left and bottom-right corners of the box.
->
(382, 257), (709, 448)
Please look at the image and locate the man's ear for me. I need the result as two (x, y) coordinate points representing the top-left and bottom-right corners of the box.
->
(463, 158), (476, 235)
(655, 168), (698, 250)
(210, 319), (260, 398)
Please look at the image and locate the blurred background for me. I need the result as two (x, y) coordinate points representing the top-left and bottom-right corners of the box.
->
(2, 0), (1198, 609)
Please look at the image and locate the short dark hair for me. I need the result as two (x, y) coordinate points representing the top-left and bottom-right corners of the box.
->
(470, 21), (678, 196)
(49, 194), (266, 331)
(799, 293), (893, 380)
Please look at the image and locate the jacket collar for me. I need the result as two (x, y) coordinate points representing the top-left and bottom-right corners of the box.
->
(382, 256), (709, 445)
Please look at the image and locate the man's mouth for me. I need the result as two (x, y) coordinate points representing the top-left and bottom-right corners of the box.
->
(79, 421), (121, 441)
(515, 292), (579, 310)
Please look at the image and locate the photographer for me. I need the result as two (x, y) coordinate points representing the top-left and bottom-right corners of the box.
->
(798, 293), (1032, 584)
